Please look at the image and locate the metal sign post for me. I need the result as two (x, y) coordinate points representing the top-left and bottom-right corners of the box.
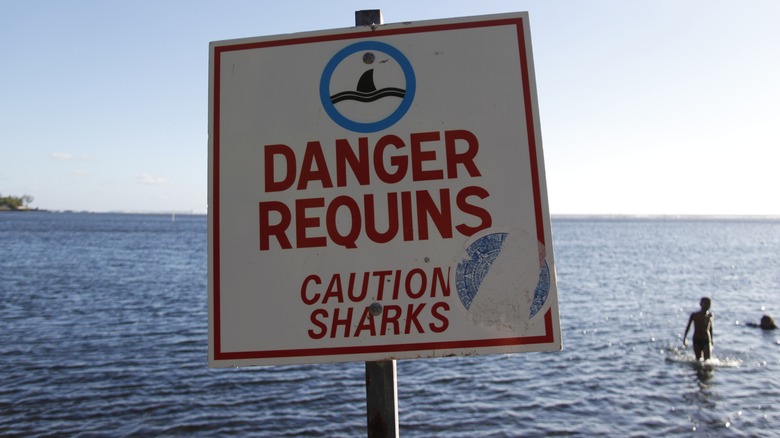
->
(356, 10), (398, 438)
(365, 359), (398, 437)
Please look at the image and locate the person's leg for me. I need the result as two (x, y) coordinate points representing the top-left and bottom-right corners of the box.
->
(702, 343), (711, 361)
(693, 343), (703, 361)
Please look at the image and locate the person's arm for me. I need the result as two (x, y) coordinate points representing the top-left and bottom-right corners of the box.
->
(709, 314), (714, 344)
(683, 314), (693, 346)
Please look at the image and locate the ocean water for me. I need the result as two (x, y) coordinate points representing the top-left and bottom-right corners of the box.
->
(1, 212), (779, 437)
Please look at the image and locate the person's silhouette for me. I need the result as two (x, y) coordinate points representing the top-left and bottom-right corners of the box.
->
(683, 297), (713, 361)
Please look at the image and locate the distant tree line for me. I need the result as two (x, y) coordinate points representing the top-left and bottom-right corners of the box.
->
(0, 194), (34, 210)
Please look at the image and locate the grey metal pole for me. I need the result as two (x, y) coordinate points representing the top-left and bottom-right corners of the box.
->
(365, 360), (399, 437)
(354, 10), (398, 437)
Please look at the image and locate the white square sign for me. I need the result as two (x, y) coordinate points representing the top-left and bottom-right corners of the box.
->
(208, 12), (561, 367)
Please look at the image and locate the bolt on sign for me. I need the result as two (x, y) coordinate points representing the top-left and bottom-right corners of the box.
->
(208, 12), (561, 367)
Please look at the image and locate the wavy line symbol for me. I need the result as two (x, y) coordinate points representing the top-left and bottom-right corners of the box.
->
(455, 233), (508, 310)
(330, 69), (406, 104)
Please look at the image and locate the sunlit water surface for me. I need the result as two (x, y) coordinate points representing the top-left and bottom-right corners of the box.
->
(1, 213), (779, 436)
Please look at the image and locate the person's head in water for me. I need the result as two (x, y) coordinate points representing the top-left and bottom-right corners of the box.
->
(760, 315), (777, 330)
(700, 297), (712, 312)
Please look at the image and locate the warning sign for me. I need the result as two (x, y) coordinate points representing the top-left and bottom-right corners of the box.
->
(208, 12), (561, 367)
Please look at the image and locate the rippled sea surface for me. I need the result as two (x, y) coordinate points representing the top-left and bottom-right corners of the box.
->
(2, 212), (779, 436)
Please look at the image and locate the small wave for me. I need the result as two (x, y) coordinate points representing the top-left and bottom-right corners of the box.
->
(664, 345), (742, 368)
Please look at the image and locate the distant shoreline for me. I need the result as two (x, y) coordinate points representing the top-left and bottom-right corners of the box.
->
(0, 209), (205, 216)
(0, 207), (43, 212)
(2, 208), (777, 221)
(552, 214), (780, 221)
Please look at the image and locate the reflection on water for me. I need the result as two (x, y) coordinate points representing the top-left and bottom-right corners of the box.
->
(695, 366), (714, 385)
(682, 362), (720, 433)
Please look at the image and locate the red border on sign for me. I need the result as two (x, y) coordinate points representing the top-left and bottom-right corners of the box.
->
(218, 309), (554, 361)
(211, 16), (551, 362)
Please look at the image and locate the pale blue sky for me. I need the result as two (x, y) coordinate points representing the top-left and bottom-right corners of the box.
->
(2, 1), (779, 215)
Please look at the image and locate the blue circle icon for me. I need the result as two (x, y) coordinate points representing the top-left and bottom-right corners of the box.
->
(319, 41), (416, 133)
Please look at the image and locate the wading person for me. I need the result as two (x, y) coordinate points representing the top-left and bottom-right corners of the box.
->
(683, 297), (714, 361)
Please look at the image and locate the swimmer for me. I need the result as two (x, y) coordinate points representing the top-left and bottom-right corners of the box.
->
(745, 314), (778, 330)
(683, 297), (713, 361)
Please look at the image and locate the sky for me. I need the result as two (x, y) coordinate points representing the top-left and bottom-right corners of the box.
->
(2, 0), (779, 216)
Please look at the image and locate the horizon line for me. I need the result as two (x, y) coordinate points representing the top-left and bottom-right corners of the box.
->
(15, 209), (780, 220)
